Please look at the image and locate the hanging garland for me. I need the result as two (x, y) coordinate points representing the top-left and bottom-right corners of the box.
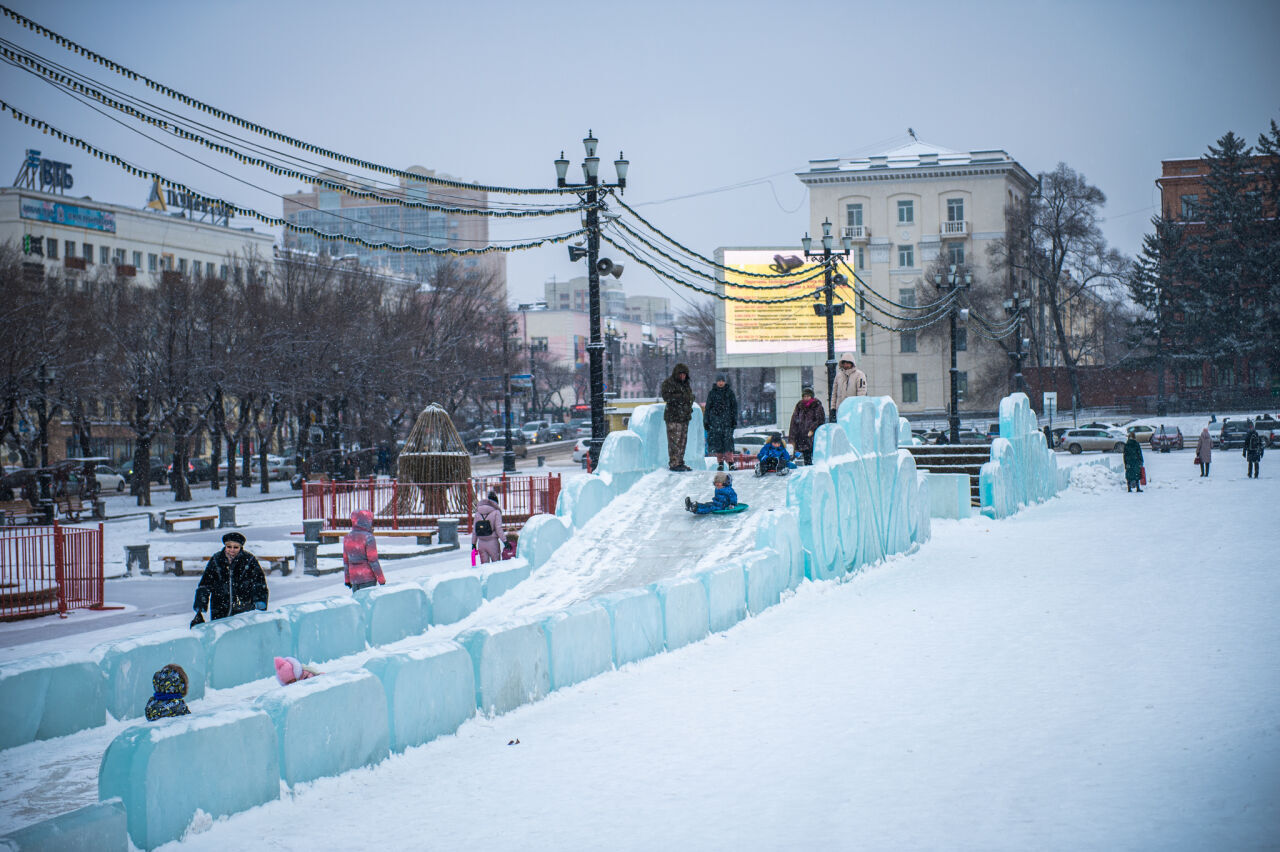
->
(0, 99), (589, 255)
(0, 42), (595, 219)
(0, 3), (586, 197)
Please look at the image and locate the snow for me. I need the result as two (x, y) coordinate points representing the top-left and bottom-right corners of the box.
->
(1, 434), (1278, 848)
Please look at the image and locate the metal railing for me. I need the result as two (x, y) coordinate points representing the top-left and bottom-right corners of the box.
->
(841, 225), (869, 240)
(940, 220), (968, 236)
(302, 474), (562, 533)
(0, 523), (104, 620)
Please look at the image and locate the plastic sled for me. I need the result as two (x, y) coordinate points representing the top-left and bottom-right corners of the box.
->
(704, 503), (749, 515)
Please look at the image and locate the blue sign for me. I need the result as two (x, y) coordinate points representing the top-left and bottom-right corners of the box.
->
(19, 197), (116, 233)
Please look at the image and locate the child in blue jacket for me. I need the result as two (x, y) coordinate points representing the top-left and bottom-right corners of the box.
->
(685, 472), (738, 514)
(756, 432), (794, 475)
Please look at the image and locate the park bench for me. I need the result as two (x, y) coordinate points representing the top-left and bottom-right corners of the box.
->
(316, 529), (435, 546)
(162, 514), (217, 533)
(0, 500), (42, 525)
(161, 553), (291, 577)
(56, 493), (87, 522)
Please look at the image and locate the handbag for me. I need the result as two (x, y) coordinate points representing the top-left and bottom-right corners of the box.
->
(1194, 454), (1201, 465)
(1139, 466), (1147, 486)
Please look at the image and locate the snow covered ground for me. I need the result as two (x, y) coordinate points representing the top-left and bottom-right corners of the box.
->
(2, 446), (1277, 849)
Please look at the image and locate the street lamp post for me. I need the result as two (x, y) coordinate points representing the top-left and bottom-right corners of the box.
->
(604, 318), (626, 400)
(35, 363), (55, 522)
(801, 218), (853, 417)
(556, 131), (628, 470)
(940, 265), (972, 443)
(501, 317), (517, 474)
(1002, 291), (1032, 394)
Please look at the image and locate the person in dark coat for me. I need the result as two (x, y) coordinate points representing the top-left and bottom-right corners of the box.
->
(704, 375), (737, 471)
(1243, 423), (1264, 478)
(144, 664), (191, 721)
(1123, 436), (1144, 492)
(191, 531), (269, 625)
(1043, 425), (1055, 449)
(660, 363), (695, 471)
(788, 386), (826, 466)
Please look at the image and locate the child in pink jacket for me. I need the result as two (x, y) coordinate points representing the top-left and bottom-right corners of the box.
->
(343, 509), (386, 593)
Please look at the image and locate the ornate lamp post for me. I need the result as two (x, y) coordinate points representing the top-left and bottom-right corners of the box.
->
(35, 363), (55, 521)
(1002, 291), (1032, 394)
(556, 131), (628, 470)
(801, 218), (853, 414)
(940, 265), (972, 443)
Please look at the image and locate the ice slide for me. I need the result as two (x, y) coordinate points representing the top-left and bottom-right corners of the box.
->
(2, 395), (1061, 849)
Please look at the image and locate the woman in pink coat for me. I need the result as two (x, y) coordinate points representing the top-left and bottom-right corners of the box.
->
(471, 491), (504, 564)
(1195, 427), (1213, 477)
(342, 509), (386, 592)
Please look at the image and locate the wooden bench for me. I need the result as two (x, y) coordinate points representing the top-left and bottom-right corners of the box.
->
(0, 500), (43, 525)
(162, 514), (217, 533)
(317, 529), (435, 546)
(161, 554), (291, 577)
(56, 494), (87, 522)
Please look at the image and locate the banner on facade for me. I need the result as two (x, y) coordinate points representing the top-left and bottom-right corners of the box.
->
(20, 196), (116, 233)
(721, 249), (856, 354)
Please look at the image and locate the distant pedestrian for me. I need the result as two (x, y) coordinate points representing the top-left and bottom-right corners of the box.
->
(1195, 427), (1213, 477)
(704, 375), (737, 471)
(191, 531), (268, 626)
(1123, 435), (1144, 492)
(829, 352), (867, 422)
(144, 664), (190, 721)
(788, 386), (826, 466)
(1243, 423), (1264, 478)
(661, 363), (695, 471)
(471, 490), (504, 563)
(343, 509), (386, 592)
(1044, 425), (1055, 449)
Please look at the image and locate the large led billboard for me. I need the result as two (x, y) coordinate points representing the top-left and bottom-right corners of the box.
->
(721, 249), (856, 355)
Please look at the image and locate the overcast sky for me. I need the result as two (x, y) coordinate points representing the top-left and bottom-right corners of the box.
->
(2, 0), (1277, 311)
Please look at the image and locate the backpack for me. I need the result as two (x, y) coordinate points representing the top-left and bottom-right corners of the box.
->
(474, 517), (493, 537)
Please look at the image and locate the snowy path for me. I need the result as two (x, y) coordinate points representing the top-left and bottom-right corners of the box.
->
(166, 452), (1277, 850)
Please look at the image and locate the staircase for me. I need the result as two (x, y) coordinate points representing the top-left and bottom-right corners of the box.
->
(905, 445), (991, 507)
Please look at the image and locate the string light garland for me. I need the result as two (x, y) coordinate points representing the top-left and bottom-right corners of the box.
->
(0, 3), (585, 197)
(0, 99), (588, 256)
(0, 42), (597, 219)
(836, 260), (958, 312)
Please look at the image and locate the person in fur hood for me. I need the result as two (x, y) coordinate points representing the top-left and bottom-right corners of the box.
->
(661, 362), (695, 471)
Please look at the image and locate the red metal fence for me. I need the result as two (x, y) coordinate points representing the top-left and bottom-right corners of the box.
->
(0, 523), (105, 620)
(303, 474), (562, 533)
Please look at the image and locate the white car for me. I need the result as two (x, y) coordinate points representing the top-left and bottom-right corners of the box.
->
(93, 465), (126, 492)
(572, 438), (589, 463)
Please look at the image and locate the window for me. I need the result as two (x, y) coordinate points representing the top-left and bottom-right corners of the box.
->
(947, 242), (965, 267)
(207, 262), (216, 278)
(898, 244), (914, 268)
(846, 203), (863, 228)
(901, 373), (918, 404)
(947, 198), (965, 222)
(178, 258), (187, 274)
(900, 331), (916, 353)
(114, 248), (126, 265)
(898, 288), (916, 308)
(65, 240), (75, 259)
(100, 246), (111, 264)
(855, 246), (865, 269)
(1185, 368), (1203, 388)
(132, 251), (142, 268)
(83, 243), (93, 263)
(956, 327), (967, 351)
(1215, 363), (1235, 387)
(897, 200), (914, 224)
(46, 238), (58, 259)
(220, 264), (229, 279)
(1180, 195), (1199, 220)
(148, 253), (158, 272)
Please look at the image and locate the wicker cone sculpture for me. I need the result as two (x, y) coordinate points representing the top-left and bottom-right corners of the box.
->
(393, 404), (472, 517)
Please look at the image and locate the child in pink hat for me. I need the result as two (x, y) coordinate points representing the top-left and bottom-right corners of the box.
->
(273, 656), (320, 685)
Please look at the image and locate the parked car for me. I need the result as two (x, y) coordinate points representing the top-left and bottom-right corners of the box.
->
(572, 438), (590, 463)
(1252, 416), (1280, 448)
(120, 458), (168, 485)
(1126, 424), (1155, 444)
(483, 434), (528, 458)
(1058, 429), (1126, 454)
(1218, 420), (1252, 450)
(927, 430), (992, 445)
(167, 458), (213, 482)
(472, 428), (503, 455)
(1206, 422), (1223, 448)
(92, 464), (126, 492)
(1149, 426), (1184, 452)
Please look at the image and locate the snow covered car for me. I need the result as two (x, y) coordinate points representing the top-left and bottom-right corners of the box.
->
(1149, 426), (1184, 452)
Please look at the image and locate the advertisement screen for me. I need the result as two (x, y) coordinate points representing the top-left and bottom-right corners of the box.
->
(20, 197), (116, 233)
(722, 249), (856, 354)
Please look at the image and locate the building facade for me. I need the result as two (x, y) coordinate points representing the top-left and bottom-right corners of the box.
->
(797, 140), (1037, 416)
(282, 167), (506, 295)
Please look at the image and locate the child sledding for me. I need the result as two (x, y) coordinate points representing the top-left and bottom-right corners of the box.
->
(755, 432), (796, 477)
(685, 472), (749, 515)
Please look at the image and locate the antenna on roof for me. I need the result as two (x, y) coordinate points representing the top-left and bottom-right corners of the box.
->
(908, 127), (917, 140)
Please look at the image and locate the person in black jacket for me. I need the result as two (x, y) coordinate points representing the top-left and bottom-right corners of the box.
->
(660, 363), (695, 471)
(1243, 423), (1264, 478)
(191, 531), (269, 626)
(704, 375), (737, 471)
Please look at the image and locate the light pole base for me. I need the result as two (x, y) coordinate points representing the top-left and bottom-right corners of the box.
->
(502, 451), (517, 474)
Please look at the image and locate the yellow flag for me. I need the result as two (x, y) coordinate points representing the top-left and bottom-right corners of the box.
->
(146, 177), (165, 211)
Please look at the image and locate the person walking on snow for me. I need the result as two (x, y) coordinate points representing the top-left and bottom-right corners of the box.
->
(471, 490), (504, 563)
(685, 471), (738, 514)
(1195, 427), (1213, 477)
(788, 386), (826, 466)
(343, 509), (386, 592)
(191, 531), (268, 626)
(1123, 435), (1144, 492)
(704, 374), (737, 471)
(829, 352), (867, 422)
(1243, 423), (1264, 478)
(661, 363), (695, 471)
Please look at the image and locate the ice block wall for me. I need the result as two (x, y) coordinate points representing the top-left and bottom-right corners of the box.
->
(978, 393), (1063, 518)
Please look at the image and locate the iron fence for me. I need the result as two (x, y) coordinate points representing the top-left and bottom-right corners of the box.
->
(0, 523), (105, 620)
